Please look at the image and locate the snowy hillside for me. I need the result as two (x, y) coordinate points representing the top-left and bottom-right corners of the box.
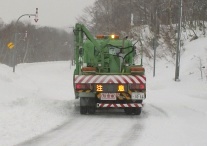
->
(0, 37), (207, 146)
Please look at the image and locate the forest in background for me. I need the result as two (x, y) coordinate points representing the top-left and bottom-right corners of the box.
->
(79, 0), (207, 35)
(0, 22), (73, 66)
(1, 0), (207, 66)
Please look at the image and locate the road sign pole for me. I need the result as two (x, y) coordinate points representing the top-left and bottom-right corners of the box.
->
(153, 37), (156, 77)
(12, 8), (38, 72)
(13, 33), (17, 72)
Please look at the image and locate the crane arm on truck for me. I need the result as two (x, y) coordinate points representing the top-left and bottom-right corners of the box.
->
(74, 23), (101, 51)
(74, 23), (111, 74)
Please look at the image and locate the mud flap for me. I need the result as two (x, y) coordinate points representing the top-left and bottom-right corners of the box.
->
(80, 97), (88, 106)
(80, 97), (95, 106)
(80, 97), (96, 114)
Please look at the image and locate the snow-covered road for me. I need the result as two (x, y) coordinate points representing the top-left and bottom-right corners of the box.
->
(17, 104), (146, 146)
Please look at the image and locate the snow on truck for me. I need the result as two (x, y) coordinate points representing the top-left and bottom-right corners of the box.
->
(73, 23), (146, 115)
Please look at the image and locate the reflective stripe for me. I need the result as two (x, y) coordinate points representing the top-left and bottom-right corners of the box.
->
(97, 103), (143, 108)
(75, 75), (146, 84)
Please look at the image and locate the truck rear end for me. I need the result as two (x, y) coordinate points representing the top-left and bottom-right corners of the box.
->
(74, 74), (146, 114)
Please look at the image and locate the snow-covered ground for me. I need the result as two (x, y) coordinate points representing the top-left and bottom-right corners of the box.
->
(0, 61), (74, 146)
(0, 37), (207, 146)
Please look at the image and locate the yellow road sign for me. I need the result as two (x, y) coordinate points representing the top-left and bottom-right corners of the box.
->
(7, 42), (14, 49)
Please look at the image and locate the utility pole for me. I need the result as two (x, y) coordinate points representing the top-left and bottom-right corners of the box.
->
(175, 0), (182, 81)
(153, 9), (158, 77)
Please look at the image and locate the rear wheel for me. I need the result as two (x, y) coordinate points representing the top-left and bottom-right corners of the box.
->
(133, 107), (142, 115)
(88, 106), (96, 114)
(80, 97), (96, 115)
(87, 98), (96, 114)
(124, 108), (133, 115)
(80, 98), (88, 114)
(80, 106), (87, 114)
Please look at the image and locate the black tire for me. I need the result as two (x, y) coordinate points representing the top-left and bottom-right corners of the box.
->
(133, 107), (142, 115)
(124, 108), (133, 115)
(80, 106), (87, 114)
(88, 106), (96, 114)
(87, 98), (96, 114)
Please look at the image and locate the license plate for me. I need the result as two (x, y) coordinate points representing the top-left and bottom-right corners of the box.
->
(101, 93), (117, 100)
(132, 92), (145, 100)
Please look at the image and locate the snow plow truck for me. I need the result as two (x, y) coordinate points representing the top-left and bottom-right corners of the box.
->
(73, 23), (146, 115)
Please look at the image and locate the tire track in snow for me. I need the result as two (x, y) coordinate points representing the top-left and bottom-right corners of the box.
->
(17, 106), (148, 146)
(116, 104), (168, 146)
(117, 121), (144, 146)
(15, 99), (79, 146)
(148, 104), (168, 117)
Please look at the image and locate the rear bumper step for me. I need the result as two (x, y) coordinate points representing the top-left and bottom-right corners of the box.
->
(97, 103), (143, 108)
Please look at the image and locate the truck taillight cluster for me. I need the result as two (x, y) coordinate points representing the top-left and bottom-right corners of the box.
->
(75, 84), (92, 90)
(130, 67), (145, 74)
(82, 67), (96, 73)
(129, 84), (145, 90)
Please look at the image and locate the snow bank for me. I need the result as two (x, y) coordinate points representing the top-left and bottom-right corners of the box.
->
(0, 61), (75, 146)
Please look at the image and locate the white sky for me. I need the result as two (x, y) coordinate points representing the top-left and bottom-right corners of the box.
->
(0, 0), (95, 28)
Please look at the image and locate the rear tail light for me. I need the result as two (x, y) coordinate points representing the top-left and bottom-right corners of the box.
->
(130, 84), (145, 90)
(75, 84), (92, 90)
(82, 67), (96, 73)
(96, 35), (105, 39)
(130, 67), (145, 74)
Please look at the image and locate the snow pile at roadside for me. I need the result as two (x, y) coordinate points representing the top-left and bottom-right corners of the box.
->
(0, 61), (75, 146)
(140, 37), (207, 146)
(181, 37), (207, 81)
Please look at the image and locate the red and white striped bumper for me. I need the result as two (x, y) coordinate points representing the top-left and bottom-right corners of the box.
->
(75, 75), (146, 84)
(97, 103), (143, 108)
